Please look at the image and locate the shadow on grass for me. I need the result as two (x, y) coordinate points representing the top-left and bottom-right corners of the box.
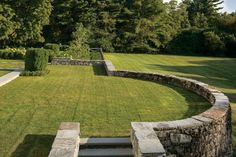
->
(92, 65), (107, 76)
(10, 134), (55, 157)
(146, 59), (236, 103)
(146, 58), (236, 155)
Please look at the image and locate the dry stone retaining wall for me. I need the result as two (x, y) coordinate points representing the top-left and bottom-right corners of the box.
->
(49, 57), (232, 157)
(103, 62), (232, 157)
(51, 57), (104, 66)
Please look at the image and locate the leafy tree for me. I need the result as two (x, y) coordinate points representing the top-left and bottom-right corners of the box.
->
(157, 0), (190, 50)
(203, 31), (225, 56)
(116, 0), (165, 53)
(68, 23), (91, 59)
(8, 0), (52, 45)
(186, 0), (223, 27)
(0, 3), (19, 47)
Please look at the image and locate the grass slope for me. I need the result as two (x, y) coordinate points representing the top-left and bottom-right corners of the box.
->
(105, 53), (236, 154)
(0, 65), (210, 157)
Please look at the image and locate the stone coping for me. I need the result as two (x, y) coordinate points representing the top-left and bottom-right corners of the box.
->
(48, 122), (80, 157)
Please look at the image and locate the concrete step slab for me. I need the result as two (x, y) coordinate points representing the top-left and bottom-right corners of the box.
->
(80, 138), (131, 147)
(79, 148), (133, 157)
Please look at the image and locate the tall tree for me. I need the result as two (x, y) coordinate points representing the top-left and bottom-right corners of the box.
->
(186, 0), (223, 27)
(0, 3), (19, 47)
(116, 0), (165, 53)
(8, 0), (52, 45)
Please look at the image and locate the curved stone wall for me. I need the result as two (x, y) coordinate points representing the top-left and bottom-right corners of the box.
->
(50, 57), (232, 157)
(103, 61), (232, 157)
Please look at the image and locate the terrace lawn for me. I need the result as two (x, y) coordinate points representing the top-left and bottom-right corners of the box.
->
(0, 64), (210, 157)
(105, 53), (236, 154)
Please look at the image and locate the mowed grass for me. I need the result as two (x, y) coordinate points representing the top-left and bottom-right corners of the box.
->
(105, 53), (236, 154)
(0, 70), (10, 76)
(0, 60), (23, 77)
(0, 64), (210, 157)
(0, 59), (24, 68)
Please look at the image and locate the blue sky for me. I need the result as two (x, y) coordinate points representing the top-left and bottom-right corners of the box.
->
(164, 0), (236, 13)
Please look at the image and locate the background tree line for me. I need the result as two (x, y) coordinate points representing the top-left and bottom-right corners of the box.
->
(0, 0), (236, 57)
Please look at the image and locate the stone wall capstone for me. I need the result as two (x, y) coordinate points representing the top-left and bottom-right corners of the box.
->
(48, 122), (80, 157)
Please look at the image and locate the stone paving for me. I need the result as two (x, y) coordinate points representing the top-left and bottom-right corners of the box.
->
(0, 68), (22, 87)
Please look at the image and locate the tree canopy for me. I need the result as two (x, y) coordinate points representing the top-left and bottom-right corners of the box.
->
(0, 0), (235, 57)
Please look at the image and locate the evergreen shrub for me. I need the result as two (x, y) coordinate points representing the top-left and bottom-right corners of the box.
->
(25, 48), (49, 72)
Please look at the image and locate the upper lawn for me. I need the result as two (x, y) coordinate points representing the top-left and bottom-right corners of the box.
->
(0, 59), (24, 68)
(0, 71), (10, 77)
(0, 64), (210, 157)
(105, 53), (236, 154)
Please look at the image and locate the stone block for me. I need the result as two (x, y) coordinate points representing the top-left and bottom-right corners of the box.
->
(170, 133), (192, 144)
(59, 122), (80, 131)
(48, 147), (78, 157)
(56, 130), (79, 139)
(52, 138), (79, 149)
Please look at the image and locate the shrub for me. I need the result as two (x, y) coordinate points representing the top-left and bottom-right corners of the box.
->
(20, 70), (50, 76)
(0, 48), (26, 59)
(44, 43), (60, 52)
(203, 31), (225, 56)
(60, 45), (69, 51)
(25, 48), (49, 72)
(44, 43), (60, 62)
(166, 28), (204, 55)
(222, 34), (236, 57)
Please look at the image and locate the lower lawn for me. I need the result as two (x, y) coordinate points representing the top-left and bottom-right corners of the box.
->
(0, 70), (10, 77)
(0, 64), (210, 157)
(105, 53), (236, 154)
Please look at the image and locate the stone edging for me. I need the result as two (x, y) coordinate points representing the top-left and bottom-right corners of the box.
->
(0, 68), (22, 87)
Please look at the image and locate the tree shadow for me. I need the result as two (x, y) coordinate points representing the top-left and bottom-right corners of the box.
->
(10, 134), (55, 157)
(92, 65), (107, 76)
(146, 58), (236, 103)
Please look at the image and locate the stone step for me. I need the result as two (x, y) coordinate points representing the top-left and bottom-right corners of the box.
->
(79, 148), (133, 157)
(80, 138), (131, 147)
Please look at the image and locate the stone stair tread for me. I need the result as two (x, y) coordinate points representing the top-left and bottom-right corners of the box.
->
(80, 138), (131, 146)
(79, 148), (133, 157)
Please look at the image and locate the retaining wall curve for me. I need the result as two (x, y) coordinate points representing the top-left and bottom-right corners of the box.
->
(50, 57), (232, 157)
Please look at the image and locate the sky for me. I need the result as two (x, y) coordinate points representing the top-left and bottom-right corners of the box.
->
(163, 0), (236, 13)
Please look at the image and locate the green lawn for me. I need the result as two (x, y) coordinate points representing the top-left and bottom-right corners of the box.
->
(0, 70), (10, 77)
(0, 60), (23, 77)
(0, 59), (24, 68)
(0, 64), (210, 157)
(105, 53), (236, 154)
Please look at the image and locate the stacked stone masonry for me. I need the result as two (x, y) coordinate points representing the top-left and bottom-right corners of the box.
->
(50, 57), (232, 157)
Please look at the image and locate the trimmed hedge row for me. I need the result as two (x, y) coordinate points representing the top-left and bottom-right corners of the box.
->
(25, 48), (49, 72)
(0, 48), (26, 59)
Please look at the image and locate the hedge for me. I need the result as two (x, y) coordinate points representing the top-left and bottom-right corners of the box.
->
(25, 48), (49, 72)
(0, 48), (26, 59)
